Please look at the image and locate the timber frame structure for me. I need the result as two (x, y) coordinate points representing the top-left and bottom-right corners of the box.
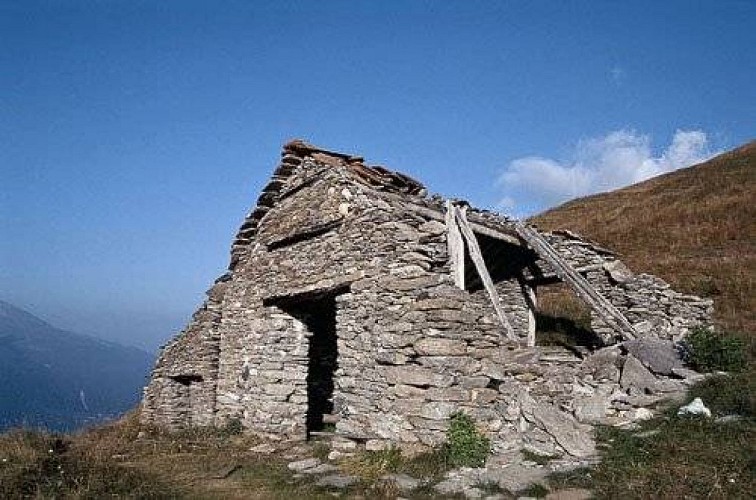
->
(142, 140), (713, 458)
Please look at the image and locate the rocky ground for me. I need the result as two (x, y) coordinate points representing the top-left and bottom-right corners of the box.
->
(1, 362), (752, 499)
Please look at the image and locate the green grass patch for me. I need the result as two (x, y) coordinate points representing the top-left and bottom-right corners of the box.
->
(444, 412), (490, 468)
(521, 448), (560, 465)
(545, 373), (755, 499)
(687, 371), (755, 417)
(518, 482), (551, 498)
(682, 327), (747, 373)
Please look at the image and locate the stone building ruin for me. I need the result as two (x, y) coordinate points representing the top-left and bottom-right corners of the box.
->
(142, 140), (713, 459)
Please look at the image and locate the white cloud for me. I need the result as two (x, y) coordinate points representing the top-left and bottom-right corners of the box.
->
(497, 130), (718, 217)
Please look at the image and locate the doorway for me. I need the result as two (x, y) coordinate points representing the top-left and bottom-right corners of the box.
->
(266, 288), (344, 438)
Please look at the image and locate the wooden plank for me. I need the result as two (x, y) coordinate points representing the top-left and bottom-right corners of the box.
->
(523, 264), (604, 285)
(454, 206), (518, 342)
(514, 223), (636, 341)
(518, 276), (537, 347)
(522, 225), (634, 339)
(465, 217), (522, 246)
(445, 200), (465, 289)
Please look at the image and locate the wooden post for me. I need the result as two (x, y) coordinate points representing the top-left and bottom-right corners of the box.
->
(454, 206), (518, 342)
(445, 200), (465, 289)
(519, 276), (537, 347)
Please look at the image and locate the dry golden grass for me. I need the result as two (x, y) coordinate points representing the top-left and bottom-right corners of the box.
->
(531, 141), (756, 338)
(1, 412), (446, 499)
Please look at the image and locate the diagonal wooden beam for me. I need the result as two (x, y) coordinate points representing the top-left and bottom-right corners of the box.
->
(453, 205), (518, 342)
(514, 223), (636, 341)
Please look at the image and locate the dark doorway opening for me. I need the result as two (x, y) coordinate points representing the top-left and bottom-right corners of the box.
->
(265, 287), (345, 438)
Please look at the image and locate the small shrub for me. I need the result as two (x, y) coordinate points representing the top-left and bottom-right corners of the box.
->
(518, 482), (550, 498)
(309, 441), (330, 461)
(682, 327), (746, 373)
(221, 418), (243, 436)
(521, 448), (559, 465)
(444, 413), (490, 468)
(402, 447), (451, 478)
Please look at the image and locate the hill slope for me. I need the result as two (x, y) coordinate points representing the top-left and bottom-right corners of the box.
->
(531, 141), (755, 336)
(0, 300), (154, 431)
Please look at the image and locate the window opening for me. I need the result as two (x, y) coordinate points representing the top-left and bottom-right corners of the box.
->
(535, 283), (603, 350)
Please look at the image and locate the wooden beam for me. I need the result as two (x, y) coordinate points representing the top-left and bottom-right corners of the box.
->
(518, 276), (537, 347)
(454, 206), (518, 342)
(523, 264), (604, 286)
(445, 201), (465, 289)
(515, 223), (636, 341)
(464, 216), (522, 247)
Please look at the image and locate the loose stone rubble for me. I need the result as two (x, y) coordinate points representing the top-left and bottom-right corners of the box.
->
(141, 140), (714, 462)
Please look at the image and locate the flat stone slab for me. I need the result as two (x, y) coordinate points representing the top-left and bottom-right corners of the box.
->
(316, 474), (359, 488)
(249, 443), (277, 454)
(624, 339), (682, 375)
(301, 463), (338, 475)
(544, 488), (593, 500)
(519, 392), (596, 458)
(489, 463), (549, 493)
(287, 457), (321, 472)
(380, 473), (423, 492)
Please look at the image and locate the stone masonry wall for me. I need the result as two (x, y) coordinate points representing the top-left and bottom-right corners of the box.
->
(544, 232), (713, 343)
(141, 280), (225, 428)
(143, 142), (715, 461)
(208, 163), (534, 444)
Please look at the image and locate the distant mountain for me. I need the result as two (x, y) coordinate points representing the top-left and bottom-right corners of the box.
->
(531, 141), (755, 337)
(0, 300), (154, 431)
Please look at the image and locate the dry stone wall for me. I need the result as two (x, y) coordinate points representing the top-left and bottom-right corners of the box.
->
(143, 141), (716, 462)
(141, 283), (224, 428)
(544, 231), (713, 343)
(211, 166), (533, 442)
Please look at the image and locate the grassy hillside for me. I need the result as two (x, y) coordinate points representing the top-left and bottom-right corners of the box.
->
(531, 141), (756, 337)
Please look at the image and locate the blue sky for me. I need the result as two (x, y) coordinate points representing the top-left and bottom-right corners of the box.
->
(2, 1), (754, 350)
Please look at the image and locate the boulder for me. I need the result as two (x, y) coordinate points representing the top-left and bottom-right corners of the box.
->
(620, 354), (660, 394)
(677, 397), (711, 418)
(581, 347), (621, 382)
(574, 394), (609, 424)
(604, 260), (633, 284)
(623, 339), (682, 375)
(519, 393), (595, 458)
